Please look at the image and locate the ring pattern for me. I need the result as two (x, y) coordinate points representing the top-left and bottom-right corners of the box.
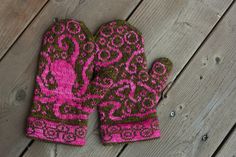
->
(100, 119), (160, 143)
(26, 19), (172, 145)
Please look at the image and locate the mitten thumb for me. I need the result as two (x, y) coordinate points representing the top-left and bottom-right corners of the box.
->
(149, 57), (173, 93)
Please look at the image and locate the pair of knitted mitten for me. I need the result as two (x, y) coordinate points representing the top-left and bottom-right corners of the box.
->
(26, 19), (172, 146)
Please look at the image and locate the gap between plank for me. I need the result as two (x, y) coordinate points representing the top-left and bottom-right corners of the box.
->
(0, 0), (50, 62)
(19, 140), (34, 157)
(116, 144), (128, 157)
(211, 123), (236, 157)
(125, 0), (144, 21)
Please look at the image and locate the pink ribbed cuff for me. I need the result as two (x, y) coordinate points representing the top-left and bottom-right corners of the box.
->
(100, 118), (160, 144)
(26, 117), (87, 146)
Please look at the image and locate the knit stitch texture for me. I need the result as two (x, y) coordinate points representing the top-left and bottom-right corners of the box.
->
(26, 19), (117, 146)
(94, 20), (173, 144)
(26, 19), (173, 146)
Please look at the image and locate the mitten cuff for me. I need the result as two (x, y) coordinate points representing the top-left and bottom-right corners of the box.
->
(100, 118), (160, 144)
(26, 117), (87, 146)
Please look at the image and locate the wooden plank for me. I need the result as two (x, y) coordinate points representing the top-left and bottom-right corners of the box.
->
(0, 0), (234, 157)
(119, 2), (236, 157)
(16, 0), (234, 156)
(128, 0), (233, 74)
(0, 0), (48, 59)
(215, 127), (236, 157)
(0, 0), (141, 157)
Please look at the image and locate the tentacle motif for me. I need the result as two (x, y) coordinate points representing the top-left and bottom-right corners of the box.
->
(26, 19), (173, 145)
(74, 55), (94, 97)
(112, 79), (137, 103)
(99, 101), (156, 121)
(95, 20), (172, 144)
(53, 100), (91, 120)
(125, 48), (144, 74)
(35, 22), (97, 119)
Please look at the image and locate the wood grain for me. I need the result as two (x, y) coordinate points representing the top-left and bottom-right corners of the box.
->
(1, 0), (235, 157)
(120, 2), (236, 157)
(0, 0), (140, 157)
(215, 127), (236, 157)
(0, 0), (48, 59)
(128, 0), (233, 76)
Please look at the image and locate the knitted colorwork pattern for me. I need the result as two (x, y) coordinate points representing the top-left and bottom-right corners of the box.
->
(26, 19), (173, 146)
(95, 21), (172, 144)
(26, 19), (117, 146)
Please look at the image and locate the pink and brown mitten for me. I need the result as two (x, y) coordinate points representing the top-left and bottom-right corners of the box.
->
(95, 20), (173, 144)
(26, 19), (116, 146)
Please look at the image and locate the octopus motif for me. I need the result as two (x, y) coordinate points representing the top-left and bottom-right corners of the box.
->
(35, 34), (99, 120)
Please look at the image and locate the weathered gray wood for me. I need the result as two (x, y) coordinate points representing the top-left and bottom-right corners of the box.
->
(0, 0), (140, 157)
(1, 0), (235, 157)
(120, 2), (236, 157)
(216, 127), (236, 157)
(129, 0), (233, 75)
(0, 0), (48, 59)
(22, 142), (57, 157)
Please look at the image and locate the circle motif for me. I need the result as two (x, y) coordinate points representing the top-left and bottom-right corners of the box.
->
(111, 35), (124, 48)
(61, 51), (67, 59)
(152, 62), (167, 76)
(140, 128), (153, 137)
(108, 125), (121, 134)
(66, 20), (81, 34)
(120, 129), (135, 140)
(142, 98), (155, 109)
(127, 63), (137, 74)
(124, 31), (139, 45)
(83, 42), (95, 53)
(99, 38), (106, 45)
(57, 124), (69, 132)
(32, 120), (46, 129)
(125, 46), (131, 53)
(75, 127), (86, 138)
(138, 70), (149, 82)
(78, 34), (86, 41)
(100, 25), (114, 37)
(98, 49), (111, 61)
(43, 127), (59, 139)
(52, 23), (65, 34)
(63, 132), (76, 142)
(136, 56), (144, 63)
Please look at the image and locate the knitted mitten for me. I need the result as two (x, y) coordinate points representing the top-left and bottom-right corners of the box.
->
(26, 19), (116, 146)
(95, 20), (173, 144)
